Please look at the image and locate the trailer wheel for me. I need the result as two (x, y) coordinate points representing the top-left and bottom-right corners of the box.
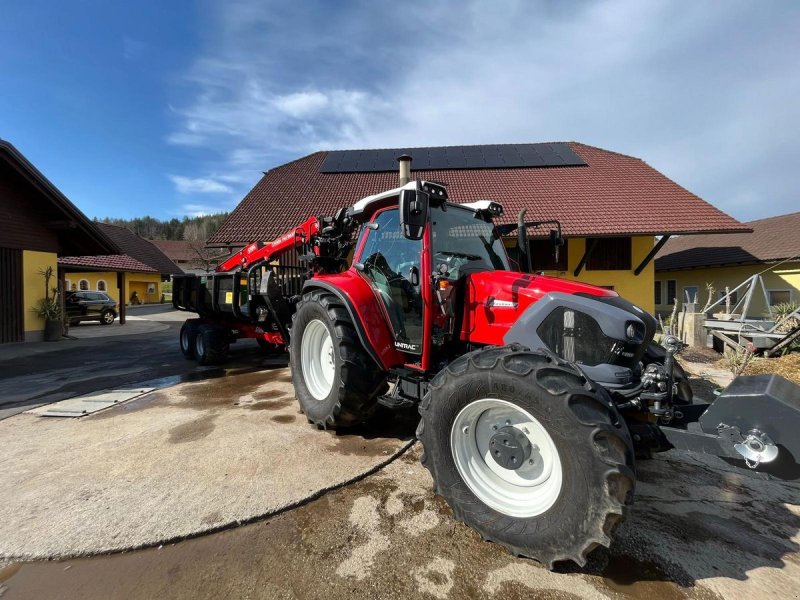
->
(194, 325), (230, 366)
(180, 320), (199, 359)
(290, 290), (386, 428)
(417, 345), (635, 568)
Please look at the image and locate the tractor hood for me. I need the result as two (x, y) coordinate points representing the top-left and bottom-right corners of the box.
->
(459, 270), (618, 347)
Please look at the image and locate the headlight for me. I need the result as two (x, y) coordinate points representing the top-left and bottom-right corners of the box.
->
(626, 321), (644, 342)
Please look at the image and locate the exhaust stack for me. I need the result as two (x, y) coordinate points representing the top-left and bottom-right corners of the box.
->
(397, 154), (412, 185)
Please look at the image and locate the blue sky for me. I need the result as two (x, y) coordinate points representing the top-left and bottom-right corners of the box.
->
(1, 1), (798, 222)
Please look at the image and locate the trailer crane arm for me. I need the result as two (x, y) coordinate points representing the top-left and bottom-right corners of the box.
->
(216, 216), (322, 273)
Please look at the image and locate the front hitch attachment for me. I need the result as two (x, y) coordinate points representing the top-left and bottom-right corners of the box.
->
(660, 374), (800, 479)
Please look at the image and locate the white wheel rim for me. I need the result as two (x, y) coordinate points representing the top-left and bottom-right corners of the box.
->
(450, 398), (562, 518)
(301, 319), (335, 401)
(181, 330), (189, 350)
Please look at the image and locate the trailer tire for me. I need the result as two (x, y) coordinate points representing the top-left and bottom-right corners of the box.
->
(180, 320), (200, 360)
(290, 290), (385, 428)
(417, 345), (635, 568)
(194, 325), (229, 366)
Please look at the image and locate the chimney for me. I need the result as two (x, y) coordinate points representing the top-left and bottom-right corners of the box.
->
(397, 154), (412, 185)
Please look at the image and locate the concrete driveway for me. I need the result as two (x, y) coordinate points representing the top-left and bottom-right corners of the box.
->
(1, 312), (799, 599)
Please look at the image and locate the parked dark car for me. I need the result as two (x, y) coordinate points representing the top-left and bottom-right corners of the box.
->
(65, 291), (117, 325)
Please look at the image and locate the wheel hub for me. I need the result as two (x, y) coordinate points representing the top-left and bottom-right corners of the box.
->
(489, 425), (532, 470)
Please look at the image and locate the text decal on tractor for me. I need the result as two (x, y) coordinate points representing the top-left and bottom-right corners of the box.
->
(172, 169), (800, 568)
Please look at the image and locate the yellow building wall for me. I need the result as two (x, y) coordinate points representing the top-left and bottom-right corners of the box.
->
(65, 271), (119, 302)
(528, 236), (657, 314)
(124, 273), (162, 305)
(65, 272), (164, 305)
(22, 250), (59, 337)
(656, 262), (800, 317)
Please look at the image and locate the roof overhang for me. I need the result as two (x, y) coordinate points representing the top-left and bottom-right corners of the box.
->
(0, 139), (119, 256)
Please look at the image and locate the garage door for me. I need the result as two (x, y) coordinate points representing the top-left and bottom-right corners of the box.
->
(0, 247), (24, 343)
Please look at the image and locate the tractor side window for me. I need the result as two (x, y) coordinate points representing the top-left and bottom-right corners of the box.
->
(359, 209), (424, 353)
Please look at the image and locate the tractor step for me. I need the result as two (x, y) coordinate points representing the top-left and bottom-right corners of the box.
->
(377, 394), (416, 410)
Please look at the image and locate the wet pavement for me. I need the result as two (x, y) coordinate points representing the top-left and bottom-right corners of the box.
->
(2, 440), (798, 599)
(2, 322), (799, 599)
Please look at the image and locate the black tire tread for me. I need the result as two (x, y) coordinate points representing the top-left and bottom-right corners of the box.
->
(291, 290), (386, 428)
(417, 344), (635, 568)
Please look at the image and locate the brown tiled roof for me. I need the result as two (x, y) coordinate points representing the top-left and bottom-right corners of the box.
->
(148, 239), (231, 264)
(655, 212), (800, 271)
(94, 223), (183, 275)
(58, 255), (157, 272)
(148, 239), (202, 262)
(208, 142), (748, 247)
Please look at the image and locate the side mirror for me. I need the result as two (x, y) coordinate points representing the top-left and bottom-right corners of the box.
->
(549, 229), (564, 247)
(400, 189), (428, 240)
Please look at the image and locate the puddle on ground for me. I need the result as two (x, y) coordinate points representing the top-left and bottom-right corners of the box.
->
(270, 414), (296, 424)
(599, 554), (689, 600)
(167, 413), (218, 444)
(178, 367), (291, 410)
(244, 397), (293, 411)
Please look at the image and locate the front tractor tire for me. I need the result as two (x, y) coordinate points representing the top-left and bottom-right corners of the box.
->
(290, 290), (386, 429)
(417, 345), (635, 568)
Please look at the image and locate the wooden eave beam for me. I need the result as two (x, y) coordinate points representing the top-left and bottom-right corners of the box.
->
(634, 234), (671, 276)
(573, 238), (599, 277)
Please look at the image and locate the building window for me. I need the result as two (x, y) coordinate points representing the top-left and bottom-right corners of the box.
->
(586, 237), (631, 271)
(683, 286), (699, 304)
(147, 283), (157, 294)
(79, 279), (89, 291)
(97, 280), (107, 292)
(768, 290), (792, 305)
(530, 238), (568, 271)
(666, 280), (677, 305)
(654, 280), (663, 305)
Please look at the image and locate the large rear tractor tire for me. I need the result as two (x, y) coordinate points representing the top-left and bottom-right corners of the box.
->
(417, 345), (635, 568)
(194, 325), (230, 366)
(180, 320), (200, 360)
(290, 290), (386, 428)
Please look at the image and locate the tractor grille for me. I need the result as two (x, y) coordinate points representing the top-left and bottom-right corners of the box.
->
(536, 307), (639, 369)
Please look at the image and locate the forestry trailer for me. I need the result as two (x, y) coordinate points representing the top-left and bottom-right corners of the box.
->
(173, 178), (800, 567)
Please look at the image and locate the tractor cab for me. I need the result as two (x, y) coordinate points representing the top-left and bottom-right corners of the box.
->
(349, 180), (513, 361)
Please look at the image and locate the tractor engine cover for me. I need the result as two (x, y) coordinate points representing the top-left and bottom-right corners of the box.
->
(700, 374), (800, 460)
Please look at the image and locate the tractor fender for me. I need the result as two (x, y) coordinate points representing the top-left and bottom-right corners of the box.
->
(302, 273), (405, 371)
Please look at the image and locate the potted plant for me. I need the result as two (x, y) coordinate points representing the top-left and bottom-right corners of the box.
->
(32, 266), (63, 342)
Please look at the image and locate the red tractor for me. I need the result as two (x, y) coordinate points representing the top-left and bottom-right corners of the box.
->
(173, 179), (800, 567)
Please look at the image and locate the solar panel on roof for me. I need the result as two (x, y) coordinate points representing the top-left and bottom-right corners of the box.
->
(319, 143), (586, 173)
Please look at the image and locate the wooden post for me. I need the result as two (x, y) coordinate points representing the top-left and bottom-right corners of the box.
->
(58, 267), (67, 336)
(117, 271), (126, 325)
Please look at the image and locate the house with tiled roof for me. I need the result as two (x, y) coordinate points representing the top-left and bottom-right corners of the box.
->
(209, 142), (747, 312)
(1, 139), (119, 343)
(655, 212), (800, 316)
(60, 222), (183, 306)
(149, 239), (232, 275)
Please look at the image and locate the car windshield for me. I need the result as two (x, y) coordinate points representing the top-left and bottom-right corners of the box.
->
(431, 204), (510, 276)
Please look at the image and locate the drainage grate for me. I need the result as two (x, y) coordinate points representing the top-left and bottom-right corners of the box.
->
(27, 388), (155, 418)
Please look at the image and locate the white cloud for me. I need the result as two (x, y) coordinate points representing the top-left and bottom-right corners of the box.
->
(169, 175), (233, 194)
(274, 91), (329, 117)
(166, 0), (800, 221)
(179, 202), (234, 217)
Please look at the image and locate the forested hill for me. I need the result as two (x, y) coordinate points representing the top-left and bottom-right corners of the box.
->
(96, 213), (229, 241)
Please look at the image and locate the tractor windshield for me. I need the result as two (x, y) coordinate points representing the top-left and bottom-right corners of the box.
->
(431, 204), (510, 277)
